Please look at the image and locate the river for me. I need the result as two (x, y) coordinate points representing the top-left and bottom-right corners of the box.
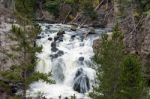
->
(28, 23), (105, 99)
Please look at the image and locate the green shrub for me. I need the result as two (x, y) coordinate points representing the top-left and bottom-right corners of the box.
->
(44, 0), (60, 18)
(81, 0), (98, 20)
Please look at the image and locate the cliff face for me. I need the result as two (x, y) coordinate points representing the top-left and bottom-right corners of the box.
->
(141, 15), (150, 80)
(93, 0), (150, 81)
(119, 9), (150, 80)
(0, 2), (15, 71)
(122, 15), (150, 55)
(124, 14), (150, 79)
(111, 0), (150, 58)
(0, 3), (14, 98)
(140, 15), (150, 57)
(0, 0), (14, 10)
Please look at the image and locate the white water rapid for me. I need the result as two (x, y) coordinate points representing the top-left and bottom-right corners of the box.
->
(28, 24), (104, 99)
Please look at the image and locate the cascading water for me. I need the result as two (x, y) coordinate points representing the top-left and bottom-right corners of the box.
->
(28, 23), (104, 99)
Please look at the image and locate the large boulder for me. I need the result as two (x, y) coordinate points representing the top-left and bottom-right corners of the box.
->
(48, 37), (52, 41)
(54, 29), (65, 42)
(79, 57), (84, 62)
(50, 50), (64, 59)
(88, 27), (96, 34)
(71, 24), (78, 31)
(73, 68), (90, 93)
(57, 30), (65, 36)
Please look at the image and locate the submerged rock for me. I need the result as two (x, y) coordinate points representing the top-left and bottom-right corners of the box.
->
(51, 41), (58, 52)
(51, 47), (58, 52)
(52, 59), (65, 83)
(50, 50), (64, 59)
(73, 68), (90, 93)
(80, 43), (84, 46)
(51, 42), (56, 48)
(57, 50), (64, 56)
(75, 68), (83, 77)
(58, 37), (63, 42)
(57, 30), (65, 36)
(73, 75), (90, 93)
(54, 35), (63, 42)
(80, 35), (84, 42)
(50, 54), (58, 59)
(71, 35), (76, 40)
(54, 36), (59, 41)
(46, 25), (50, 29)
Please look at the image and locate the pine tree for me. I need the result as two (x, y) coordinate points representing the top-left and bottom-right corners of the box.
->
(0, 19), (54, 98)
(90, 23), (148, 99)
(15, 0), (36, 19)
(119, 54), (146, 99)
(90, 25), (124, 99)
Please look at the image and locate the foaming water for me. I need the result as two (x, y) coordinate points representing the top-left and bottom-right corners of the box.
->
(28, 24), (103, 99)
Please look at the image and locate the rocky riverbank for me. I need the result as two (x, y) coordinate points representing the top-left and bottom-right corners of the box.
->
(0, 5), (16, 71)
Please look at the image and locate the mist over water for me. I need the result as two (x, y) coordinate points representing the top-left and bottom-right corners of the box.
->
(28, 24), (103, 99)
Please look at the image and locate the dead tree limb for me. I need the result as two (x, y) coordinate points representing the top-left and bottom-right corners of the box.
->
(70, 0), (105, 24)
(63, 9), (72, 24)
(94, 0), (105, 11)
(130, 15), (144, 34)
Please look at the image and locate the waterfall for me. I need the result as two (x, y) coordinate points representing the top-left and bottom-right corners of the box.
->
(28, 23), (103, 99)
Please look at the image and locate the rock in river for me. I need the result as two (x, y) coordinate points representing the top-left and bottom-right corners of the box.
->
(73, 68), (90, 93)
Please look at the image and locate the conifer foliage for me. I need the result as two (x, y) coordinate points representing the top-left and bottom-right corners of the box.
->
(90, 25), (146, 99)
(0, 21), (53, 98)
(90, 25), (124, 99)
(119, 54), (145, 99)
